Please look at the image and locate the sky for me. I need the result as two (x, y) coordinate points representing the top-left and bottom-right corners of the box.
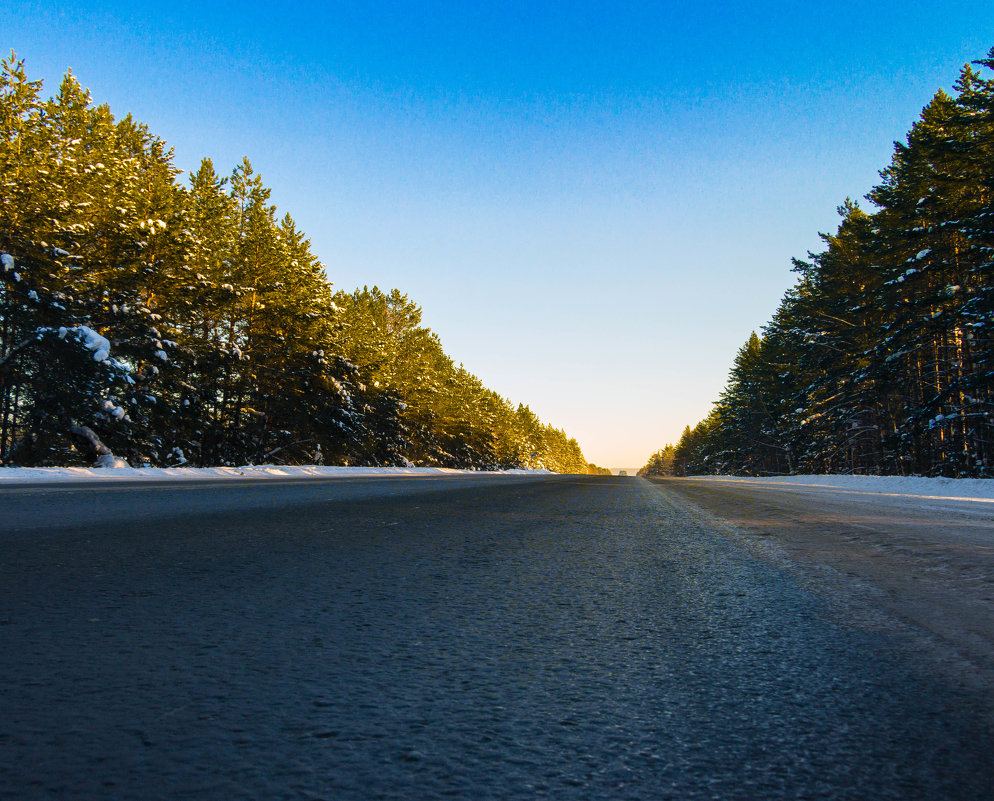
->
(4, 1), (993, 468)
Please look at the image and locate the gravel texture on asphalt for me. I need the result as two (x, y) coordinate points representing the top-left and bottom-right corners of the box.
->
(658, 476), (994, 705)
(2, 475), (992, 799)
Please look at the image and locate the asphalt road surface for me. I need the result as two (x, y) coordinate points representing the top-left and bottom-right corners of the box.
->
(2, 474), (992, 799)
(658, 476), (994, 701)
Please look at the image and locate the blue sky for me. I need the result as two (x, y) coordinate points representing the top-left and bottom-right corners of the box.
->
(5, 2), (993, 467)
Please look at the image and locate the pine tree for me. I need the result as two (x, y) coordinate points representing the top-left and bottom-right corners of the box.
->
(2, 57), (592, 472)
(666, 50), (994, 478)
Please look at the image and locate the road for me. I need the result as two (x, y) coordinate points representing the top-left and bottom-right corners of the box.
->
(658, 476), (994, 700)
(2, 474), (992, 799)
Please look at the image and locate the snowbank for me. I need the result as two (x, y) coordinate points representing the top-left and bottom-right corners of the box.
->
(0, 465), (553, 484)
(687, 474), (994, 503)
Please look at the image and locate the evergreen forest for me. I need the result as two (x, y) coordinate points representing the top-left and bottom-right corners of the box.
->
(644, 50), (994, 479)
(0, 54), (589, 472)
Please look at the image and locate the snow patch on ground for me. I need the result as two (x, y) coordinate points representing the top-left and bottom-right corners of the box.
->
(688, 474), (994, 502)
(0, 465), (554, 484)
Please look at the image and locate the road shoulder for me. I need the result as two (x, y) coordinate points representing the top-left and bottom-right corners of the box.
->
(646, 476), (994, 711)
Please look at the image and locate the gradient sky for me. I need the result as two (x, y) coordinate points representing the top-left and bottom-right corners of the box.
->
(4, 1), (993, 467)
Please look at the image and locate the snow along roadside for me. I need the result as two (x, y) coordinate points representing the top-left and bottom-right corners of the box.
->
(0, 465), (554, 484)
(683, 474), (994, 503)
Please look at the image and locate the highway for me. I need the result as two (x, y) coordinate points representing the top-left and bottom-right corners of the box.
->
(2, 474), (992, 799)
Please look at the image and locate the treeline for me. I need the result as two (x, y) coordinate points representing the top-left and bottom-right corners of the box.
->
(0, 54), (588, 472)
(645, 49), (994, 479)
(638, 444), (675, 477)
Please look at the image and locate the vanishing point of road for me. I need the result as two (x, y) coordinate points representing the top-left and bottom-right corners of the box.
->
(2, 474), (992, 799)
